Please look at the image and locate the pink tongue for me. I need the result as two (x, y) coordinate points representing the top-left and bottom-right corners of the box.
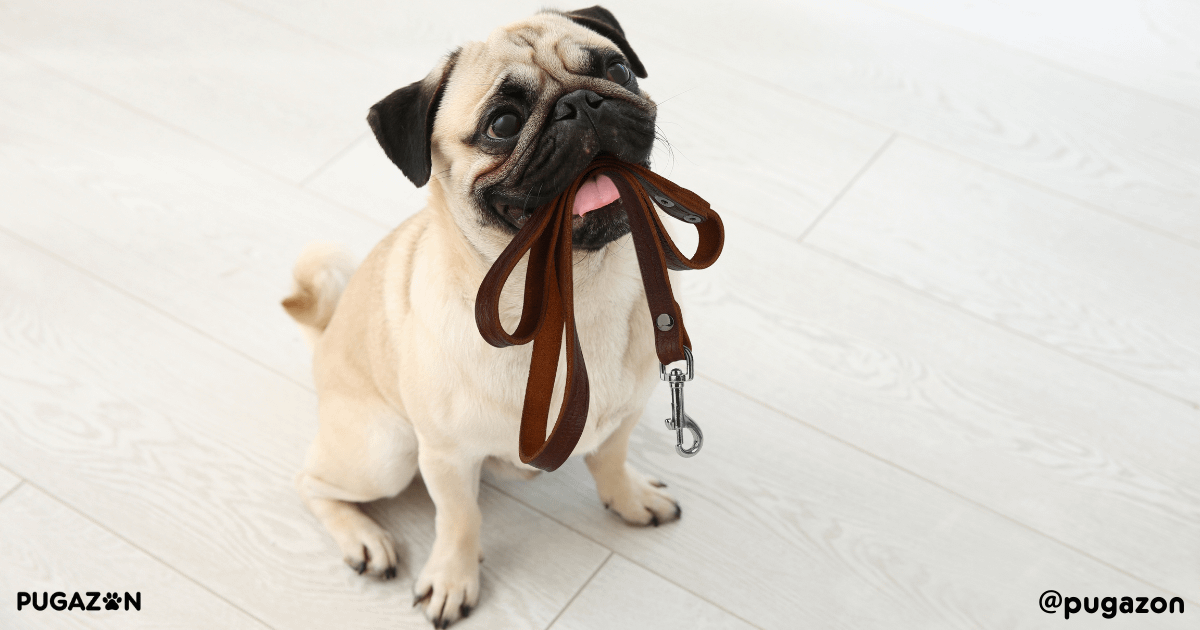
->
(572, 174), (620, 216)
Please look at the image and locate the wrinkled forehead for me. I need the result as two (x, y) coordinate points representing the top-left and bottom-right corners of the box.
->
(441, 14), (622, 115)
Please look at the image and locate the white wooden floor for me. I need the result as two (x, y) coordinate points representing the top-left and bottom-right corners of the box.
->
(1, 1), (1197, 628)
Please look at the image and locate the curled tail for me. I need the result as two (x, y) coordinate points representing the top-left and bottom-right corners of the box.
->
(281, 243), (357, 346)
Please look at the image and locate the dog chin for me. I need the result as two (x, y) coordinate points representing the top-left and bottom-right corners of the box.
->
(484, 155), (648, 250)
(570, 198), (632, 250)
(487, 197), (631, 251)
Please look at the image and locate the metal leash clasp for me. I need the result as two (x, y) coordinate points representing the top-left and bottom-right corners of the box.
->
(660, 347), (703, 457)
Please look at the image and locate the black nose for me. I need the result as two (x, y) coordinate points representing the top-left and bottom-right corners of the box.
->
(553, 90), (605, 122)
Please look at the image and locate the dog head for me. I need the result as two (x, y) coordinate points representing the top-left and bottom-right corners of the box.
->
(367, 6), (655, 255)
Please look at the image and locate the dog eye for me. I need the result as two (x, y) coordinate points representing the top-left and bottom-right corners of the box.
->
(605, 62), (632, 85)
(488, 113), (522, 139)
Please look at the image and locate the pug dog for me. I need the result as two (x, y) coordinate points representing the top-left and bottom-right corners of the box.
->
(283, 6), (681, 627)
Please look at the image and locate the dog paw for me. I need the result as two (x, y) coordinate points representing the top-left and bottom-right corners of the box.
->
(333, 518), (399, 579)
(413, 548), (480, 628)
(598, 465), (681, 527)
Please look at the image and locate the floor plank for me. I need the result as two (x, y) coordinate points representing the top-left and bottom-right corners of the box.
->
(492, 375), (1193, 629)
(0, 232), (610, 629)
(244, 0), (891, 238)
(609, 0), (1200, 247)
(669, 213), (1200, 598)
(0, 51), (385, 387)
(0, 0), (399, 182)
(806, 137), (1200, 405)
(867, 0), (1200, 111)
(547, 555), (756, 630)
(0, 484), (270, 630)
(218, 0), (530, 71)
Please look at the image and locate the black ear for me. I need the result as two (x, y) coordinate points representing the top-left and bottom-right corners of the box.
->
(563, 6), (647, 78)
(367, 51), (458, 187)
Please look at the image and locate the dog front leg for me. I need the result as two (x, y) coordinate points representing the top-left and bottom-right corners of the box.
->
(413, 447), (483, 628)
(586, 413), (681, 527)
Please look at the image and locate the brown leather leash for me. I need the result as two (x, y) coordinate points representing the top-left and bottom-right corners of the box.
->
(475, 156), (724, 471)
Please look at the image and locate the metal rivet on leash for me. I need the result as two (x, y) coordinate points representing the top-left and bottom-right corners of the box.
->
(660, 347), (702, 457)
(655, 313), (674, 331)
(654, 195), (675, 208)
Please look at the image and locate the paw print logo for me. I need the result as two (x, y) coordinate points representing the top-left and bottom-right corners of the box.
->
(103, 593), (121, 610)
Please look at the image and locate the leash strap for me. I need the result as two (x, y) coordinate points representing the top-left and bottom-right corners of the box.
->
(475, 157), (724, 471)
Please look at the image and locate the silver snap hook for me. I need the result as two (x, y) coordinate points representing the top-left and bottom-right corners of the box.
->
(660, 347), (702, 458)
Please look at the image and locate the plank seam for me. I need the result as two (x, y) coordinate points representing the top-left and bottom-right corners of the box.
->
(796, 133), (896, 244)
(607, 552), (768, 630)
(298, 132), (370, 187)
(0, 479), (26, 507)
(542, 551), (613, 630)
(482, 481), (767, 630)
